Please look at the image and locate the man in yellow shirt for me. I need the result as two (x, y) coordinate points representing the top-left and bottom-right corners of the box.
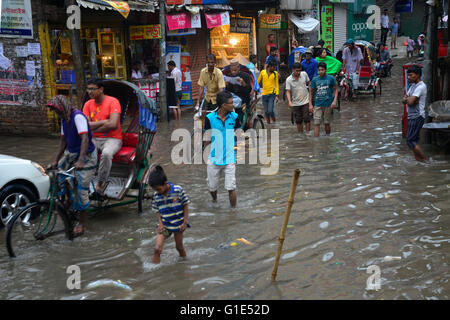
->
(196, 54), (226, 117)
(257, 60), (279, 124)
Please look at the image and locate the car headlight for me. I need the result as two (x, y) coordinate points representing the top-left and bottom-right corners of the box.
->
(32, 162), (47, 176)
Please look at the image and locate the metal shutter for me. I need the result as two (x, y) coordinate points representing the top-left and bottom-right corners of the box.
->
(333, 4), (347, 55)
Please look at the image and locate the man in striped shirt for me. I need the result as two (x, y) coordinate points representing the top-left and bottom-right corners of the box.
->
(149, 166), (190, 264)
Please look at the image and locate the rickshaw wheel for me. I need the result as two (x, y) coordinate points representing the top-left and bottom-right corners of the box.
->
(253, 116), (265, 132)
(138, 182), (148, 214)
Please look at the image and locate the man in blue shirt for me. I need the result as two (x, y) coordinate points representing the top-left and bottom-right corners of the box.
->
(301, 48), (318, 82)
(204, 91), (241, 207)
(309, 62), (338, 137)
(264, 46), (279, 72)
(390, 18), (399, 49)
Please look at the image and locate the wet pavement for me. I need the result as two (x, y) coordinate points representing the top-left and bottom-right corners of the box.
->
(0, 58), (449, 300)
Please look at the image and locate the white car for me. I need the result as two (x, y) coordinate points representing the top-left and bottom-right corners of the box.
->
(0, 154), (50, 227)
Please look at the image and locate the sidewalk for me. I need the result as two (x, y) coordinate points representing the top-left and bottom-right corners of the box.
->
(387, 35), (408, 59)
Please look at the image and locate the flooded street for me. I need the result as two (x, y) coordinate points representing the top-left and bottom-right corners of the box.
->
(0, 58), (449, 300)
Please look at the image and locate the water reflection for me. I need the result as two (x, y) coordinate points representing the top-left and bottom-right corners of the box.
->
(0, 59), (449, 299)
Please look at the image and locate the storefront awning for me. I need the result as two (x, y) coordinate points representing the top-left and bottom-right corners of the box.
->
(288, 13), (319, 33)
(77, 0), (156, 14)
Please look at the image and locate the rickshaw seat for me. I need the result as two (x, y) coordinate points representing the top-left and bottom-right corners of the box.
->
(112, 132), (138, 165)
(360, 66), (372, 78)
(95, 132), (137, 165)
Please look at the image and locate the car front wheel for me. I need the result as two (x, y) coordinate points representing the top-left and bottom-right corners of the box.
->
(0, 184), (36, 227)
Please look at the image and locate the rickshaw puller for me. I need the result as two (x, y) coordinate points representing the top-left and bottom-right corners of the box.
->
(47, 95), (98, 237)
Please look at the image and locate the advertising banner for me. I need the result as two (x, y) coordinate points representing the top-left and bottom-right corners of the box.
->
(167, 12), (191, 31)
(321, 5), (333, 52)
(347, 0), (375, 41)
(205, 12), (230, 29)
(0, 0), (33, 38)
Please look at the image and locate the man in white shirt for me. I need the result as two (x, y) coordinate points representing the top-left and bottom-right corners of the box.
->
(402, 65), (427, 162)
(131, 61), (143, 79)
(380, 9), (389, 46)
(167, 60), (183, 120)
(342, 39), (364, 95)
(285, 62), (311, 133)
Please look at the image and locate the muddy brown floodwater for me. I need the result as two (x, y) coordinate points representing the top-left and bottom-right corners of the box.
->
(0, 58), (449, 300)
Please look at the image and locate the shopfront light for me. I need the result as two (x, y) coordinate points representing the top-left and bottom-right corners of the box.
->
(230, 38), (238, 46)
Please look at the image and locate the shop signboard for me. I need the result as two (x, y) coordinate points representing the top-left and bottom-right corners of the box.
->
(395, 0), (412, 13)
(0, 0), (33, 38)
(321, 5), (333, 52)
(347, 0), (375, 41)
(230, 17), (252, 34)
(259, 14), (281, 29)
(167, 28), (196, 37)
(130, 25), (162, 40)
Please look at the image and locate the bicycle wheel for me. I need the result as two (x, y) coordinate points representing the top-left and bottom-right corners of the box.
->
(6, 200), (72, 258)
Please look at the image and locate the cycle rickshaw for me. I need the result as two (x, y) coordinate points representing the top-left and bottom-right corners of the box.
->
(6, 80), (158, 257)
(222, 63), (265, 131)
(336, 40), (382, 106)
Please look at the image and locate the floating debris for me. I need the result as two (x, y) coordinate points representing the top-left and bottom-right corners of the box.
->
(382, 256), (402, 262)
(86, 279), (132, 292)
(237, 238), (253, 245)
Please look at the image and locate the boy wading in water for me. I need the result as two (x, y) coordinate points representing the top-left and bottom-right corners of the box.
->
(309, 62), (338, 137)
(149, 166), (190, 264)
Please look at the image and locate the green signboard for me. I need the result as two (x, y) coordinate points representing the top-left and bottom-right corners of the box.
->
(321, 5), (333, 52)
(347, 0), (375, 41)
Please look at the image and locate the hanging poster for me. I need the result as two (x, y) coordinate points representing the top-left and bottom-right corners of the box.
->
(321, 5), (333, 52)
(27, 42), (41, 55)
(205, 12), (230, 29)
(0, 0), (33, 38)
(167, 13), (191, 31)
(259, 14), (281, 29)
(166, 43), (181, 72)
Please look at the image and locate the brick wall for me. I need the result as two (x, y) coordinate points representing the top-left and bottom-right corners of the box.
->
(0, 0), (49, 135)
(184, 27), (208, 104)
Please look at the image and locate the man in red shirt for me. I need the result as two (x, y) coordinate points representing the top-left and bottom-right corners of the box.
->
(83, 79), (122, 194)
(265, 34), (278, 58)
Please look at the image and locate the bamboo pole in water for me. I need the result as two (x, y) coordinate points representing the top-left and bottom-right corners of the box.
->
(271, 169), (301, 282)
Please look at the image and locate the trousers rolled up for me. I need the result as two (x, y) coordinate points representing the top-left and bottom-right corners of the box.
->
(262, 94), (276, 118)
(93, 137), (122, 183)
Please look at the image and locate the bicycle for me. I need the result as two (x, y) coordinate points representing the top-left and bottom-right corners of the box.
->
(337, 71), (353, 109)
(6, 167), (79, 258)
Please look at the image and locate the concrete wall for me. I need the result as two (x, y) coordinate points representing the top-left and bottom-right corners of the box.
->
(0, 0), (49, 135)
